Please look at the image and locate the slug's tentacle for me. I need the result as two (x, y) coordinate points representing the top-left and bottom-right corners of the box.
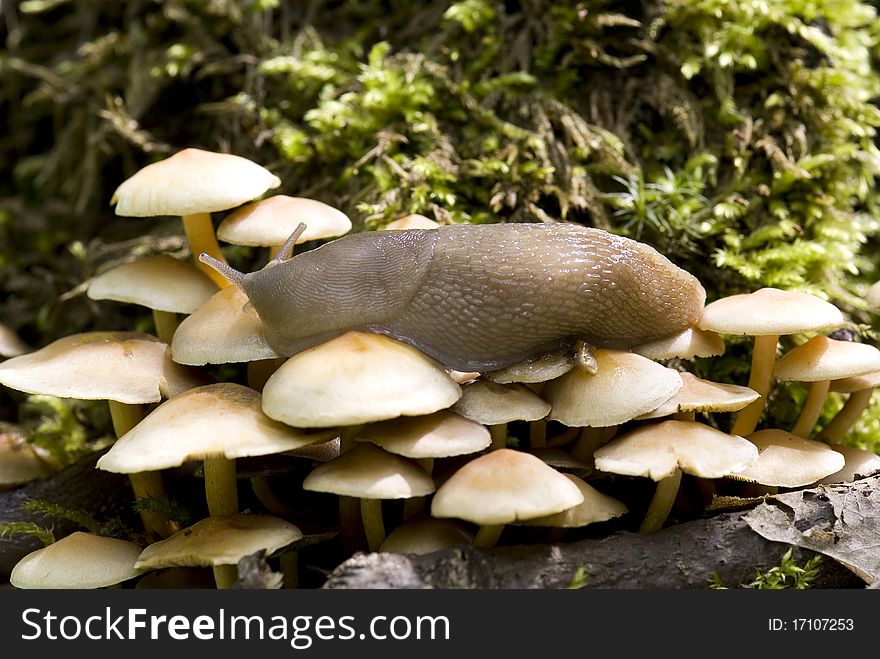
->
(272, 223), (308, 263)
(199, 253), (245, 289)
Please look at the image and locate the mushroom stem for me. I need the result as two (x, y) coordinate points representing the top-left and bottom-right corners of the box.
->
(639, 467), (683, 534)
(182, 212), (230, 289)
(204, 455), (239, 516)
(152, 309), (179, 344)
(402, 459), (433, 520)
(489, 424), (507, 450)
(791, 380), (831, 439)
(360, 498), (386, 552)
(212, 565), (238, 589)
(530, 420), (547, 448)
(250, 475), (296, 517)
(473, 524), (504, 548)
(108, 400), (178, 539)
(821, 388), (875, 444)
(731, 334), (779, 436)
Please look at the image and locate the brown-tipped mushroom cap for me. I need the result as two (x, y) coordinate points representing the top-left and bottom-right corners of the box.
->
(698, 287), (845, 336)
(357, 410), (490, 459)
(378, 516), (473, 554)
(830, 370), (880, 393)
(593, 419), (759, 481)
(96, 383), (336, 473)
(112, 148), (281, 217)
(303, 443), (435, 499)
(483, 348), (575, 384)
(774, 336), (880, 382)
(430, 448), (584, 525)
(261, 331), (461, 428)
(171, 286), (279, 365)
(636, 372), (760, 420)
(543, 349), (683, 427)
(217, 195), (352, 246)
(818, 445), (880, 484)
(728, 429), (846, 487)
(0, 331), (204, 404)
(451, 380), (550, 425)
(382, 215), (441, 230)
(135, 515), (302, 569)
(87, 255), (218, 314)
(11, 532), (142, 589)
(0, 323), (30, 358)
(631, 327), (726, 360)
(523, 474), (627, 528)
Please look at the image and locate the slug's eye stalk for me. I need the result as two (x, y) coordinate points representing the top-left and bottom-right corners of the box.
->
(199, 253), (245, 289)
(272, 222), (308, 264)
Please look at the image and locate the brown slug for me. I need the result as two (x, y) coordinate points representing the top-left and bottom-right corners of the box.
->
(201, 223), (706, 372)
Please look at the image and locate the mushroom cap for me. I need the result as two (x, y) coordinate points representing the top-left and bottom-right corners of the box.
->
(817, 445), (880, 484)
(451, 379), (550, 425)
(543, 349), (684, 427)
(773, 335), (880, 382)
(135, 514), (302, 569)
(636, 372), (760, 419)
(631, 326), (726, 360)
(483, 348), (575, 384)
(357, 410), (491, 459)
(87, 255), (218, 314)
(11, 532), (142, 589)
(0, 331), (204, 404)
(867, 280), (880, 310)
(593, 419), (759, 481)
(261, 331), (461, 428)
(0, 323), (30, 358)
(522, 474), (628, 528)
(430, 448), (585, 525)
(829, 369), (880, 393)
(217, 195), (352, 246)
(728, 429), (847, 487)
(698, 288), (845, 336)
(527, 447), (592, 477)
(96, 383), (336, 473)
(302, 442), (435, 499)
(382, 215), (441, 230)
(0, 427), (55, 487)
(112, 148), (281, 217)
(171, 286), (279, 365)
(379, 516), (473, 554)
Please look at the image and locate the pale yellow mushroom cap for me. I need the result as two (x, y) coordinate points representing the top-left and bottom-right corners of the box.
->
(87, 255), (218, 314)
(431, 448), (585, 525)
(261, 331), (461, 428)
(631, 326), (726, 360)
(302, 442), (435, 499)
(636, 372), (760, 420)
(523, 474), (628, 528)
(217, 195), (352, 246)
(11, 532), (142, 589)
(593, 419), (759, 481)
(543, 349), (683, 427)
(451, 380), (550, 425)
(698, 287), (845, 336)
(112, 148), (281, 217)
(357, 410), (491, 459)
(774, 335), (880, 382)
(171, 286), (279, 365)
(818, 445), (880, 484)
(728, 429), (846, 487)
(96, 383), (336, 473)
(0, 323), (30, 358)
(135, 515), (302, 569)
(829, 369), (880, 393)
(867, 280), (880, 310)
(382, 215), (441, 230)
(0, 427), (55, 488)
(0, 331), (204, 404)
(379, 516), (473, 554)
(483, 348), (575, 384)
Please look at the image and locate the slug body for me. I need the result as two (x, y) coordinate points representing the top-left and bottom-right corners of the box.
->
(220, 224), (706, 372)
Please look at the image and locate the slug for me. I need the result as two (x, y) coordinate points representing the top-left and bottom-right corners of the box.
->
(202, 223), (706, 372)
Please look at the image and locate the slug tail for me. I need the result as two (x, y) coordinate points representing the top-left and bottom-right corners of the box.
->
(199, 253), (245, 289)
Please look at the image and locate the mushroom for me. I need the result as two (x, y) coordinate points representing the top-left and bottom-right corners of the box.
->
(630, 326), (726, 361)
(378, 515), (473, 554)
(0, 323), (30, 358)
(451, 379), (551, 450)
(111, 148), (281, 288)
(522, 473), (628, 532)
(635, 372), (760, 421)
(773, 335), (880, 438)
(11, 532), (143, 589)
(302, 442), (435, 551)
(430, 448), (584, 547)
(867, 280), (880, 310)
(381, 214), (441, 230)
(728, 429), (846, 488)
(817, 445), (880, 484)
(593, 419), (759, 533)
(0, 425), (56, 490)
(86, 254), (218, 342)
(697, 287), (846, 436)
(820, 369), (880, 443)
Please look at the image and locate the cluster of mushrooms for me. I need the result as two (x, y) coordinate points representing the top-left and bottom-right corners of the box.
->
(1, 147), (880, 590)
